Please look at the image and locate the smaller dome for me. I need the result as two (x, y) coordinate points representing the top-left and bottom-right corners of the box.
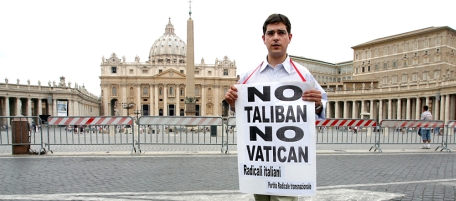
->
(149, 18), (187, 58)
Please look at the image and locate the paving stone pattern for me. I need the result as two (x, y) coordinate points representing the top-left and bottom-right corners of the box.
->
(0, 153), (455, 200)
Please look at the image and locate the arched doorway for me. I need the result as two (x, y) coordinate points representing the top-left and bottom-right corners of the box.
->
(110, 99), (118, 116)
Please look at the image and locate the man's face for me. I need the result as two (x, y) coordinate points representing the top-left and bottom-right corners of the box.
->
(262, 22), (292, 59)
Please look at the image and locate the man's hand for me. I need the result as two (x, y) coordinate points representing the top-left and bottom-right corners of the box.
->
(302, 89), (323, 114)
(225, 85), (238, 112)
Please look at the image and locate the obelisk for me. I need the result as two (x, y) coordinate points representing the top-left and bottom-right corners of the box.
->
(185, 1), (196, 116)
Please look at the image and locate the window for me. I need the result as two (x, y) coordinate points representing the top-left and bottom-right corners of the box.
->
(423, 56), (429, 63)
(362, 67), (365, 72)
(383, 48), (388, 55)
(362, 52), (366, 59)
(180, 89), (184, 96)
(393, 61), (397, 68)
(436, 38), (441, 46)
(129, 69), (133, 74)
(375, 49), (379, 57)
(143, 87), (148, 95)
(423, 72), (429, 80)
(435, 55), (440, 62)
(159, 70), (162, 73)
(355, 54), (359, 60)
(129, 87), (133, 96)
(367, 51), (371, 58)
(195, 71), (199, 74)
(111, 67), (117, 73)
(393, 46), (397, 53)
(413, 58), (418, 65)
(159, 88), (162, 95)
(382, 77), (388, 84)
(403, 44), (408, 52)
(424, 39), (429, 47)
(195, 87), (199, 95)
(412, 74), (417, 81)
(169, 87), (173, 95)
(355, 68), (358, 73)
(392, 76), (397, 84)
(367, 66), (370, 72)
(403, 60), (408, 67)
(375, 64), (379, 70)
(434, 71), (440, 79)
(223, 69), (228, 75)
(414, 42), (418, 50)
(142, 70), (148, 74)
(112, 86), (117, 96)
(208, 71), (212, 76)
(401, 74), (407, 82)
(383, 62), (388, 69)
(180, 70), (184, 73)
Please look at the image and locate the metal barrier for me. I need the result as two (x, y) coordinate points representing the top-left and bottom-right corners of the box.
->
(0, 116), (45, 154)
(437, 121), (456, 153)
(137, 116), (226, 153)
(377, 120), (449, 153)
(46, 116), (136, 154)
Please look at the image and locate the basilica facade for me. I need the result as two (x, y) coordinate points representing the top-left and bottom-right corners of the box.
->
(99, 19), (238, 117)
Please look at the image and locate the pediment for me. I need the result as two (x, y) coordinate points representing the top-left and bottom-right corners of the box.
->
(154, 69), (186, 78)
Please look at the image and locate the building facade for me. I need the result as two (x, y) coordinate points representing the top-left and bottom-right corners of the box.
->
(293, 26), (456, 123)
(99, 19), (238, 117)
(0, 76), (100, 125)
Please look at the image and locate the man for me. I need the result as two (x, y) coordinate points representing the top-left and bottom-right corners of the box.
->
(224, 13), (327, 201)
(420, 105), (432, 149)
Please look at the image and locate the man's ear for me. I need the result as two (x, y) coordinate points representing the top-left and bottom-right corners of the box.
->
(262, 35), (265, 43)
(288, 33), (292, 42)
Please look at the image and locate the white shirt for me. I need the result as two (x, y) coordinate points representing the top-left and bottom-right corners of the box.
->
(238, 55), (327, 120)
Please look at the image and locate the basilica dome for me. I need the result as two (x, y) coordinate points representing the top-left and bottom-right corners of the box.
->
(149, 18), (187, 59)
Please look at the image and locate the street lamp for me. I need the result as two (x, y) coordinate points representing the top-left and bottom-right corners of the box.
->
(121, 102), (135, 115)
(134, 108), (142, 124)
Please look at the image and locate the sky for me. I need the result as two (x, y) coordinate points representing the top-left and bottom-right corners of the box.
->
(1, 0), (455, 96)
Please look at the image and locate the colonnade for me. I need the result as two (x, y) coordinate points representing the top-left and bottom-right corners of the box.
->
(327, 93), (456, 123)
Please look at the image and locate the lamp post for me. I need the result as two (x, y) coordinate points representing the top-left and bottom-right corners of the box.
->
(134, 108), (142, 124)
(121, 102), (135, 115)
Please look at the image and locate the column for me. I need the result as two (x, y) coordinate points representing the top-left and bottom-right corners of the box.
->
(200, 85), (205, 116)
(154, 84), (159, 116)
(387, 99), (392, 119)
(4, 97), (10, 126)
(26, 98), (31, 117)
(16, 97), (21, 116)
(361, 100), (365, 115)
(149, 84), (154, 116)
(425, 96), (430, 107)
(406, 98), (411, 119)
(52, 99), (57, 116)
(37, 99), (42, 116)
(175, 85), (180, 116)
(434, 96), (439, 121)
(352, 101), (358, 119)
(369, 100), (374, 119)
(326, 101), (332, 118)
(214, 85), (220, 116)
(444, 95), (450, 123)
(378, 99), (383, 123)
(439, 94), (444, 121)
(343, 101), (348, 118)
(334, 101), (340, 118)
(163, 85), (168, 116)
(397, 98), (401, 119)
(415, 98), (421, 120)
(121, 84), (127, 116)
(136, 84), (141, 112)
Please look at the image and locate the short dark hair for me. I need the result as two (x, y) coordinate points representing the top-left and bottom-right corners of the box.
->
(423, 105), (429, 111)
(262, 13), (291, 35)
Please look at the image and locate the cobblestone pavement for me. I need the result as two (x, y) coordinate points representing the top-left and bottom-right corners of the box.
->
(0, 152), (455, 201)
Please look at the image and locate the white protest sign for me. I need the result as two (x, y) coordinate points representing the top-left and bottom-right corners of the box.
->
(236, 81), (316, 196)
